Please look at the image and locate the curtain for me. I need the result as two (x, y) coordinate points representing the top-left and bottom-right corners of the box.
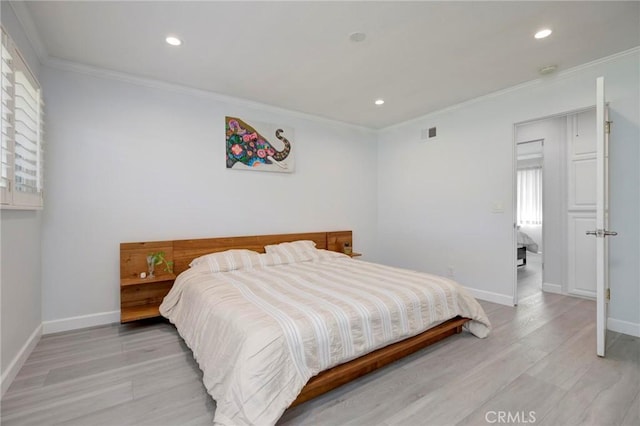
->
(517, 167), (542, 225)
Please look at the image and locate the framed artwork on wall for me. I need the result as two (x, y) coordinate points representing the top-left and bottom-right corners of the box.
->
(225, 116), (294, 173)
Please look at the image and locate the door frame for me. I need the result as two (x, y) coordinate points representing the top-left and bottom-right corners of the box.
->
(595, 76), (610, 357)
(511, 105), (596, 305)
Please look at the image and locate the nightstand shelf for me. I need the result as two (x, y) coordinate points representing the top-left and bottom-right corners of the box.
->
(120, 241), (176, 323)
(121, 303), (162, 323)
(121, 274), (176, 287)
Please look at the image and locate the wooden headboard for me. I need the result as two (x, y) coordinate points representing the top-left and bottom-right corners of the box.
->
(120, 230), (353, 280)
(120, 231), (352, 322)
(119, 231), (353, 322)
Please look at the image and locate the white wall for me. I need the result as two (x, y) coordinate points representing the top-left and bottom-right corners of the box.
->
(40, 64), (379, 327)
(0, 2), (43, 394)
(605, 53), (640, 334)
(377, 49), (640, 331)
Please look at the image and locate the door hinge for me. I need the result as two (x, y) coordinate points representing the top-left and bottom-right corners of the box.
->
(606, 288), (611, 301)
(605, 121), (612, 134)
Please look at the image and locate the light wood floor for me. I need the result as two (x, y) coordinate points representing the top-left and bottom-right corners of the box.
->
(2, 292), (638, 426)
(517, 252), (542, 301)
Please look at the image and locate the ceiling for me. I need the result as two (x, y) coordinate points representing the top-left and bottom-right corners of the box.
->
(19, 1), (640, 129)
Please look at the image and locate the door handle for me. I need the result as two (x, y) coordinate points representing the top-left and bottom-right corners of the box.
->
(586, 229), (618, 237)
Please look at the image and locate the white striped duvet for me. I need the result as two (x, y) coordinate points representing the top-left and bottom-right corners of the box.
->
(160, 251), (490, 426)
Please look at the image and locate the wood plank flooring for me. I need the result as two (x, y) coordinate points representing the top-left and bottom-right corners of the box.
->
(2, 291), (638, 425)
(517, 252), (542, 301)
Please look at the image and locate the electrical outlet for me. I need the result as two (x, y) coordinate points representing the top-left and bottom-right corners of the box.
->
(446, 266), (455, 279)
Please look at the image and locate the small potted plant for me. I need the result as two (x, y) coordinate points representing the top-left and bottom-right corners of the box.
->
(343, 242), (353, 255)
(146, 251), (174, 278)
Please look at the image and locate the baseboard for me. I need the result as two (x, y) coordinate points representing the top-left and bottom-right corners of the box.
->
(542, 282), (562, 294)
(463, 286), (514, 306)
(607, 318), (640, 338)
(1, 324), (42, 398)
(42, 310), (120, 335)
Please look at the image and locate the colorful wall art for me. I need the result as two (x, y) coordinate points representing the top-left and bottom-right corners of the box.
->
(225, 116), (294, 173)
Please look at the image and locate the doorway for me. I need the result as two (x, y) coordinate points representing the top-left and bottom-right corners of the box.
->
(512, 107), (598, 305)
(516, 139), (544, 301)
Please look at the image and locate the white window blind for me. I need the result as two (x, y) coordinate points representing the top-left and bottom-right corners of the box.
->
(1, 26), (43, 209)
(517, 167), (542, 225)
(1, 32), (13, 203)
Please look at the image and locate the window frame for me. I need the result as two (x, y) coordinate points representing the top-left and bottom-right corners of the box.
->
(1, 25), (44, 210)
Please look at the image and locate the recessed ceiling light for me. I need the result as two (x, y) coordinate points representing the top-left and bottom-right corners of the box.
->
(375, 99), (384, 106)
(534, 29), (552, 39)
(166, 35), (182, 46)
(349, 32), (366, 42)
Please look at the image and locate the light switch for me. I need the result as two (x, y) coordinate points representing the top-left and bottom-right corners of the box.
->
(491, 202), (505, 213)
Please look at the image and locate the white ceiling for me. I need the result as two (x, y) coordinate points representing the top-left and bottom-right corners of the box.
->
(20, 1), (640, 129)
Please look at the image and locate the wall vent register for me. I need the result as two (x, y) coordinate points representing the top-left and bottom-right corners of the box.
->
(421, 127), (437, 140)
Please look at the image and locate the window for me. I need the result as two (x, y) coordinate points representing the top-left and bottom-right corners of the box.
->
(517, 167), (542, 225)
(1, 26), (44, 209)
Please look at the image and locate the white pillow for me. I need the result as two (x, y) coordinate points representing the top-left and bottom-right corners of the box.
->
(189, 249), (261, 271)
(264, 240), (318, 262)
(188, 242), (346, 274)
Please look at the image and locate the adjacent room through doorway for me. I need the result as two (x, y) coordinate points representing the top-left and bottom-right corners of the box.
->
(516, 139), (544, 301)
(513, 107), (599, 305)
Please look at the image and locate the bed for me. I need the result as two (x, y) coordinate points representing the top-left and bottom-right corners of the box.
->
(517, 230), (539, 266)
(125, 231), (491, 426)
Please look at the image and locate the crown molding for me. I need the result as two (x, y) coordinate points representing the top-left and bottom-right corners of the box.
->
(44, 56), (377, 135)
(7, 0), (638, 134)
(9, 0), (374, 134)
(8, 0), (49, 64)
(380, 45), (640, 132)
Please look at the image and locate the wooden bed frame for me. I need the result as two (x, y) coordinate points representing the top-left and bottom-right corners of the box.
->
(120, 231), (470, 407)
(517, 245), (527, 266)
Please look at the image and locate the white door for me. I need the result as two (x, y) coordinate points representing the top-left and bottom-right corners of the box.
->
(589, 76), (616, 357)
(567, 109), (598, 298)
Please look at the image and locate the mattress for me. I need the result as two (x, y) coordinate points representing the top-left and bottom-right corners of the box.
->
(517, 230), (539, 253)
(160, 249), (491, 426)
